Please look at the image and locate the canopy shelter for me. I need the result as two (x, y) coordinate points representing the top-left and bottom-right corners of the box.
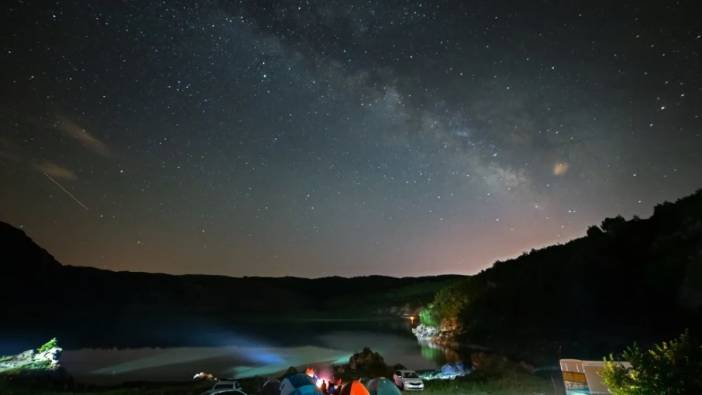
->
(280, 373), (324, 395)
(365, 378), (401, 395)
(339, 380), (370, 395)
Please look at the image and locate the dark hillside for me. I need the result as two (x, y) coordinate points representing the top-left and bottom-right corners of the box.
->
(423, 189), (702, 362)
(0, 221), (460, 349)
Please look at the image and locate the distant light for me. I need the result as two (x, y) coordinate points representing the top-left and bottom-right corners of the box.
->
(553, 162), (569, 176)
(305, 367), (315, 378)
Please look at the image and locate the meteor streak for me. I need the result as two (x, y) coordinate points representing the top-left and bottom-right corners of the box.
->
(42, 172), (89, 210)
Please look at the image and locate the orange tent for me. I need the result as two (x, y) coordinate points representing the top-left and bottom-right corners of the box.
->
(339, 380), (370, 395)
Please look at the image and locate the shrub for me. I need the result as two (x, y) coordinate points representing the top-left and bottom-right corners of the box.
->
(37, 338), (58, 353)
(420, 279), (474, 329)
(347, 347), (388, 378)
(419, 303), (440, 327)
(601, 331), (702, 394)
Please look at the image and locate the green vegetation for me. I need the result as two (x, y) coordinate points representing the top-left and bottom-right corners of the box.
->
(38, 338), (59, 353)
(601, 331), (702, 395)
(419, 280), (473, 328)
(423, 353), (552, 395)
(422, 374), (552, 395)
(419, 303), (440, 327)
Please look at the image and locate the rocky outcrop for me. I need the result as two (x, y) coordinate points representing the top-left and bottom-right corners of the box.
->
(412, 324), (439, 342)
(412, 323), (462, 348)
(0, 340), (70, 382)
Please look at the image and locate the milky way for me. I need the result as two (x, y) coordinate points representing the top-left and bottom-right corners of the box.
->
(1, 1), (701, 276)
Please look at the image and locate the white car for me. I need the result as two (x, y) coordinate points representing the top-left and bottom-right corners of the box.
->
(393, 369), (424, 391)
(201, 380), (247, 395)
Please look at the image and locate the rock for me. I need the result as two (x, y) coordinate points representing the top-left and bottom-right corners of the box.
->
(412, 324), (439, 341)
(0, 340), (70, 383)
(14, 350), (35, 361)
(36, 347), (62, 369)
(0, 346), (62, 372)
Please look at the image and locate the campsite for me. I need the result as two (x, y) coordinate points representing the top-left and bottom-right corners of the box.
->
(0, 342), (555, 395)
(3, 0), (702, 393)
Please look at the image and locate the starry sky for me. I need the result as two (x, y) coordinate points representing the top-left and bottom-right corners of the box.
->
(1, 1), (701, 277)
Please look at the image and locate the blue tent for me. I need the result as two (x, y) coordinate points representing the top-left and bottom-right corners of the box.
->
(280, 373), (323, 395)
(365, 378), (401, 395)
(441, 362), (467, 376)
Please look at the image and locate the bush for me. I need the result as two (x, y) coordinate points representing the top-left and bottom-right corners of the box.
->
(347, 347), (389, 378)
(36, 338), (58, 353)
(420, 279), (475, 329)
(602, 331), (702, 394)
(419, 304), (440, 327)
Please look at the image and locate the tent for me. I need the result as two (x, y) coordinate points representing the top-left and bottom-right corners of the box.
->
(280, 373), (323, 395)
(440, 362), (467, 377)
(260, 378), (281, 395)
(339, 380), (370, 395)
(365, 378), (401, 395)
(419, 362), (470, 380)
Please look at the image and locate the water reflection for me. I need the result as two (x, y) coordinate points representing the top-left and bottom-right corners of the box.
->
(418, 340), (461, 363)
(59, 321), (450, 384)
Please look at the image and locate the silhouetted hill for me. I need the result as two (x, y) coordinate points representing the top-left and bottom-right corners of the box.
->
(0, 221), (461, 349)
(424, 189), (702, 362)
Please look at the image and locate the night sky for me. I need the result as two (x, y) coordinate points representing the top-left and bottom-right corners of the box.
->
(1, 1), (701, 277)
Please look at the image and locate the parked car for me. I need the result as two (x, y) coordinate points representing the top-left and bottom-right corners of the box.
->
(393, 369), (424, 391)
(201, 380), (246, 395)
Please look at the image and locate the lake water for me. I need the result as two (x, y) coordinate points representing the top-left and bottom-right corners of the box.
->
(53, 320), (450, 384)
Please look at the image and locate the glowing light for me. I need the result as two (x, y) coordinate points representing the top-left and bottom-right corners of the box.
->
(553, 162), (569, 176)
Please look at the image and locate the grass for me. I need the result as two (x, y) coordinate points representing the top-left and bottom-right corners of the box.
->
(421, 371), (555, 395)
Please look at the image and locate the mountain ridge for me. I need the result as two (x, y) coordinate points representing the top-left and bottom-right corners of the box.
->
(0, 220), (459, 281)
(0, 220), (461, 350)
